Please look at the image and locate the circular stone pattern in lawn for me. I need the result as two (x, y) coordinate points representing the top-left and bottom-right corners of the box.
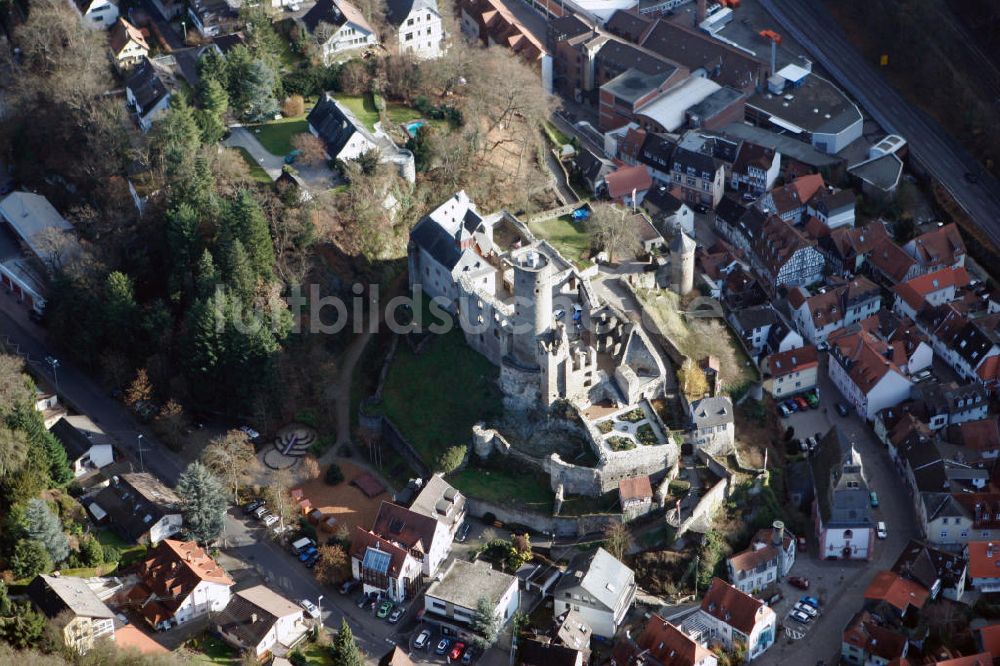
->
(273, 423), (317, 457)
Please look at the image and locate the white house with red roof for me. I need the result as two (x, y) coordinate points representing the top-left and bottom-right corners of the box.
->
(828, 324), (913, 420)
(129, 540), (234, 630)
(966, 541), (1000, 593)
(893, 266), (970, 320)
(726, 522), (796, 594)
(758, 174), (824, 223)
(760, 345), (818, 398)
(612, 614), (718, 666)
(606, 165), (653, 207)
(682, 578), (776, 661)
(903, 223), (966, 274)
(788, 277), (881, 344)
(350, 526), (423, 603)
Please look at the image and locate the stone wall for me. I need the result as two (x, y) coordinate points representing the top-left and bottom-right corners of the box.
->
(466, 497), (622, 538)
(674, 474), (729, 540)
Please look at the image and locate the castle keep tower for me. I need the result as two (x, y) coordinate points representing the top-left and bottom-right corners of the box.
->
(511, 247), (553, 367)
(670, 231), (696, 295)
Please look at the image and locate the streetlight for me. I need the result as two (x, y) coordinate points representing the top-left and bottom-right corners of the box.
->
(317, 595), (323, 622)
(137, 434), (146, 473)
(45, 356), (60, 393)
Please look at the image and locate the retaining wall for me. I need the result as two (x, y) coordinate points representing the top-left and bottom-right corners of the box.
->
(466, 497), (622, 538)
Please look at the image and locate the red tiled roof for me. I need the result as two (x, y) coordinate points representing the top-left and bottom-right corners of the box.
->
(699, 577), (769, 635)
(842, 611), (907, 661)
(893, 266), (970, 310)
(619, 476), (653, 501)
(829, 325), (908, 395)
(632, 615), (714, 666)
(966, 541), (1000, 579)
(606, 165), (653, 200)
(957, 419), (1000, 452)
(768, 174), (824, 215)
(863, 571), (929, 612)
(620, 128), (647, 162)
(907, 223), (966, 268)
(135, 540), (233, 623)
(870, 239), (917, 284)
(109, 18), (149, 56)
(753, 215), (814, 278)
(350, 526), (412, 578)
(372, 501), (438, 556)
(802, 216), (830, 240)
(764, 345), (818, 378)
(114, 625), (168, 654)
(978, 623), (1000, 659)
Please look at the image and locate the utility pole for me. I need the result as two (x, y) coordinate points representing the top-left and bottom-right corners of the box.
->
(694, 554), (699, 599)
(45, 356), (60, 393)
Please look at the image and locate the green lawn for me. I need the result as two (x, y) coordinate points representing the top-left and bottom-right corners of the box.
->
(96, 529), (147, 566)
(380, 328), (502, 468)
(336, 94), (381, 131)
(233, 147), (273, 183)
(299, 643), (336, 665)
(187, 635), (238, 664)
(543, 120), (571, 147)
(559, 491), (620, 516)
(528, 215), (593, 268)
(247, 117), (309, 156)
(448, 461), (553, 512)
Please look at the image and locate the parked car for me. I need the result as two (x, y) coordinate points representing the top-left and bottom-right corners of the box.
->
(298, 546), (317, 562)
(414, 630), (431, 649)
(779, 403), (793, 418)
(794, 396), (810, 411)
(805, 436), (818, 452)
(835, 402), (850, 417)
(800, 595), (821, 609)
(788, 576), (810, 590)
(304, 554), (319, 568)
(877, 521), (888, 539)
(253, 506), (269, 519)
(262, 514), (279, 527)
(457, 522), (471, 542)
(805, 392), (819, 409)
(783, 399), (798, 413)
(339, 580), (360, 595)
(376, 600), (394, 619)
(388, 607), (405, 624)
(462, 647), (477, 664)
(789, 609), (811, 624)
(300, 599), (320, 619)
(794, 602), (818, 618)
(243, 499), (265, 515)
(291, 537), (315, 554)
(239, 426), (260, 440)
(355, 593), (369, 608)
(435, 638), (451, 655)
(912, 369), (933, 383)
(449, 642), (467, 661)
(870, 491), (879, 507)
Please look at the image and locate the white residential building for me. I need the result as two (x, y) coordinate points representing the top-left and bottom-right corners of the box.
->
(72, 0), (119, 29)
(683, 578), (776, 661)
(553, 547), (636, 638)
(27, 575), (116, 654)
(133, 540), (234, 630)
(689, 396), (735, 455)
(351, 527), (424, 603)
(424, 559), (520, 637)
(828, 326), (912, 421)
(49, 415), (114, 477)
(371, 500), (454, 577)
(727, 523), (796, 594)
(386, 0), (444, 59)
(301, 0), (378, 64)
(788, 278), (881, 345)
(215, 586), (309, 658)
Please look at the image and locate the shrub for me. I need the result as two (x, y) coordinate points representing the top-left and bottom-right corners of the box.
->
(295, 409), (319, 428)
(482, 512), (496, 525)
(288, 651), (307, 666)
(434, 445), (467, 474)
(668, 480), (691, 496)
(309, 434), (336, 457)
(636, 424), (658, 446)
(325, 463), (345, 485)
(102, 543), (121, 566)
(607, 436), (635, 452)
(282, 94), (305, 117)
(79, 537), (104, 566)
(371, 92), (386, 112)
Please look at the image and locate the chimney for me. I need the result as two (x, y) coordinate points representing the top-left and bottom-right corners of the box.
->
(696, 0), (707, 25)
(251, 613), (258, 624)
(771, 40), (777, 78)
(772, 520), (785, 548)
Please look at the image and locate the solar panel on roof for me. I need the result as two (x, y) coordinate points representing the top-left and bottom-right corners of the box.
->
(363, 548), (391, 574)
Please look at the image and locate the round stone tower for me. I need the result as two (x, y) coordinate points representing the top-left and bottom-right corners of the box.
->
(670, 231), (696, 295)
(511, 247), (552, 367)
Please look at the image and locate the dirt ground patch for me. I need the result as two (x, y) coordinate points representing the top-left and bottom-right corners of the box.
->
(294, 461), (387, 535)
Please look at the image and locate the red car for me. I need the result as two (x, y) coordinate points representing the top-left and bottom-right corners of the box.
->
(449, 642), (466, 661)
(794, 396), (810, 411)
(788, 576), (810, 590)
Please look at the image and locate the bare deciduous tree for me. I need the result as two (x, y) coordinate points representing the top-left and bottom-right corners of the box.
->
(201, 429), (261, 500)
(602, 522), (633, 561)
(587, 203), (641, 263)
(291, 133), (328, 167)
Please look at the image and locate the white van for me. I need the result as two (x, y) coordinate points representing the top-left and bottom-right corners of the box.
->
(877, 522), (887, 539)
(291, 537), (315, 554)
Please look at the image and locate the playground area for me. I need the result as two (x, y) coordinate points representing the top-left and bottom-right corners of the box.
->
(294, 461), (387, 535)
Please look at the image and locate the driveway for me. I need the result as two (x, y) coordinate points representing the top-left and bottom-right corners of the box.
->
(224, 126), (285, 180)
(756, 355), (918, 666)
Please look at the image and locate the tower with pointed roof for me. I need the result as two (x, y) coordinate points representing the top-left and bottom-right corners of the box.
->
(670, 230), (696, 295)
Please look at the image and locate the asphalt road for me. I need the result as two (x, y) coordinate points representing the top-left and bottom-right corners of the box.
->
(759, 0), (1000, 249)
(756, 358), (918, 665)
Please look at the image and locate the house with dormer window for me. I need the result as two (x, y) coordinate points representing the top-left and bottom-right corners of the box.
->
(683, 578), (776, 661)
(301, 0), (378, 64)
(553, 547), (636, 639)
(809, 429), (875, 560)
(350, 527), (423, 602)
